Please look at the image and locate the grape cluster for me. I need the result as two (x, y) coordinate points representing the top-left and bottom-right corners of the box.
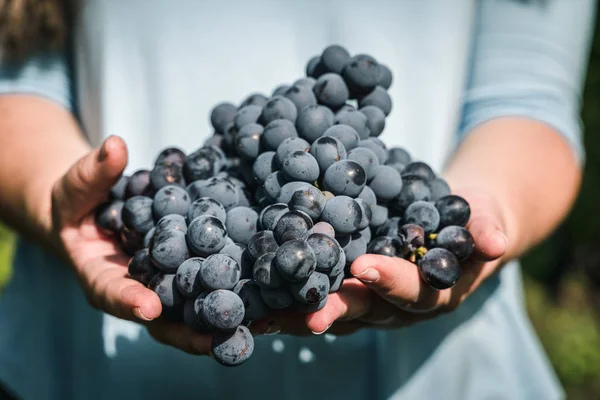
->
(94, 45), (474, 367)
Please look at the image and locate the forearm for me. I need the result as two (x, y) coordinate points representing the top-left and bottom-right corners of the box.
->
(444, 118), (581, 260)
(0, 94), (91, 246)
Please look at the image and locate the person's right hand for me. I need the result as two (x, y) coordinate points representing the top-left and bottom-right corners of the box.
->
(50, 135), (212, 355)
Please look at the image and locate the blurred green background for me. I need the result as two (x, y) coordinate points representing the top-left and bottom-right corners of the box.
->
(3, 17), (600, 400)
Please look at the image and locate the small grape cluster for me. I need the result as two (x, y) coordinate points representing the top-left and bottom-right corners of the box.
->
(95, 45), (474, 367)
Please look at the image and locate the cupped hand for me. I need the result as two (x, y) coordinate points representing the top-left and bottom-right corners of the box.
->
(257, 189), (508, 336)
(50, 135), (211, 355)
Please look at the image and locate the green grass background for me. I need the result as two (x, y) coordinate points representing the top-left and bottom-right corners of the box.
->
(3, 16), (600, 399)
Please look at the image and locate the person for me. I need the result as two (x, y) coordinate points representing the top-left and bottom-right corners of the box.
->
(0, 0), (594, 399)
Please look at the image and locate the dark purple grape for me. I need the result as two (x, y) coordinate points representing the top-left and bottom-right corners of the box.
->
(386, 147), (412, 166)
(210, 103), (237, 134)
(296, 104), (335, 143)
(306, 233), (341, 273)
(310, 136), (347, 173)
(321, 45), (351, 74)
(155, 147), (186, 167)
(360, 105), (386, 137)
(187, 197), (226, 224)
(273, 210), (314, 244)
(418, 248), (460, 290)
(393, 175), (431, 212)
(175, 257), (204, 298)
(247, 230), (279, 261)
(260, 287), (293, 310)
(275, 239), (317, 282)
(323, 160), (366, 197)
(225, 207), (259, 245)
(289, 186), (326, 220)
(429, 178), (452, 201)
(122, 196), (154, 234)
(313, 73), (349, 109)
(259, 95), (298, 125)
(377, 64), (393, 89)
(211, 325), (254, 366)
(400, 224), (425, 253)
(405, 200), (440, 234)
(186, 215), (228, 256)
(149, 273), (184, 311)
(239, 93), (268, 109)
(233, 279), (269, 322)
(149, 229), (189, 273)
(402, 162), (436, 181)
(128, 248), (158, 285)
(335, 109), (369, 140)
(110, 176), (128, 200)
(125, 170), (152, 199)
(321, 196), (362, 234)
(435, 195), (471, 229)
(435, 226), (475, 261)
(341, 54), (380, 95)
(252, 252), (285, 289)
(258, 203), (289, 231)
(202, 289), (245, 331)
(235, 123), (263, 160)
(290, 271), (330, 304)
(155, 214), (187, 235)
(234, 105), (262, 131)
(282, 151), (320, 183)
(152, 185), (190, 220)
(347, 147), (379, 181)
(322, 124), (360, 151)
(367, 236), (404, 258)
(284, 84), (317, 111)
(358, 86), (392, 116)
(95, 200), (124, 234)
(329, 273), (344, 293)
(262, 119), (298, 152)
(198, 254), (241, 291)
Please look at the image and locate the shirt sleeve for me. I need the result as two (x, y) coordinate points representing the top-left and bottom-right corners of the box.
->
(0, 50), (74, 111)
(458, 0), (597, 162)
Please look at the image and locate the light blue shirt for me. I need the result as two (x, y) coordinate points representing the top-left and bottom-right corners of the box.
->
(0, 1), (594, 399)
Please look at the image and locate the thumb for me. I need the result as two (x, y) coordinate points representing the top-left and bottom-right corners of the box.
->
(466, 212), (508, 263)
(54, 135), (128, 225)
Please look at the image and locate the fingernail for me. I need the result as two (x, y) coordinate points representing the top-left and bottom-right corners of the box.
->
(497, 230), (508, 251)
(97, 138), (110, 162)
(353, 268), (380, 283)
(311, 323), (332, 335)
(265, 321), (281, 335)
(133, 307), (153, 322)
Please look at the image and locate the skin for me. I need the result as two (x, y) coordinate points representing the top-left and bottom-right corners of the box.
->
(0, 94), (581, 350)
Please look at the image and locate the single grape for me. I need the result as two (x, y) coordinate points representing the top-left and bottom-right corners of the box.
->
(155, 214), (187, 235)
(282, 151), (320, 183)
(128, 248), (158, 285)
(405, 200), (440, 233)
(284, 84), (317, 111)
(358, 138), (388, 164)
(329, 273), (344, 293)
(360, 106), (386, 137)
(294, 77), (317, 90)
(196, 177), (239, 210)
(289, 186), (327, 220)
(186, 215), (228, 256)
(275, 137), (311, 167)
(202, 289), (245, 331)
(183, 147), (223, 182)
(143, 227), (156, 248)
(377, 64), (393, 89)
(321, 44), (351, 74)
(354, 198), (372, 230)
(210, 102), (237, 134)
(234, 105), (262, 131)
(400, 224), (425, 253)
(429, 178), (452, 201)
(322, 124), (360, 151)
(358, 86), (392, 115)
(149, 229), (189, 273)
(246, 230), (279, 261)
(259, 95), (298, 125)
(393, 175), (431, 212)
(187, 197), (227, 224)
(262, 119), (298, 151)
(323, 160), (366, 197)
(313, 73), (349, 109)
(402, 162), (436, 181)
(235, 123), (263, 160)
(343, 232), (367, 264)
(418, 248), (460, 290)
(321, 195), (362, 234)
(275, 239), (317, 282)
(252, 252), (285, 289)
(335, 108), (370, 140)
(149, 273), (184, 311)
(368, 165), (403, 201)
(211, 325), (254, 367)
(375, 216), (403, 238)
(367, 236), (404, 258)
(306, 233), (341, 274)
(122, 196), (154, 234)
(258, 203), (289, 231)
(435, 195), (471, 229)
(341, 54), (380, 95)
(296, 104), (335, 143)
(369, 204), (389, 229)
(109, 176), (128, 200)
(309, 136), (347, 173)
(95, 200), (124, 234)
(290, 271), (330, 304)
(175, 257), (204, 298)
(386, 147), (412, 166)
(275, 181), (312, 204)
(306, 55), (324, 78)
(125, 170), (152, 198)
(312, 221), (336, 238)
(273, 210), (314, 244)
(435, 226), (475, 261)
(225, 207), (259, 245)
(218, 243), (247, 273)
(198, 254), (241, 291)
(152, 185), (191, 220)
(263, 171), (288, 201)
(272, 84), (290, 97)
(150, 162), (185, 191)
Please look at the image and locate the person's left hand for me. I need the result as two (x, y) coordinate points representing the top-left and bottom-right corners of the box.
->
(252, 188), (509, 336)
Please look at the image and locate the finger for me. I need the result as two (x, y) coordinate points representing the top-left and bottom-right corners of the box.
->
(53, 135), (128, 225)
(81, 254), (162, 322)
(305, 279), (372, 333)
(147, 321), (213, 355)
(467, 212), (508, 262)
(350, 254), (444, 312)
